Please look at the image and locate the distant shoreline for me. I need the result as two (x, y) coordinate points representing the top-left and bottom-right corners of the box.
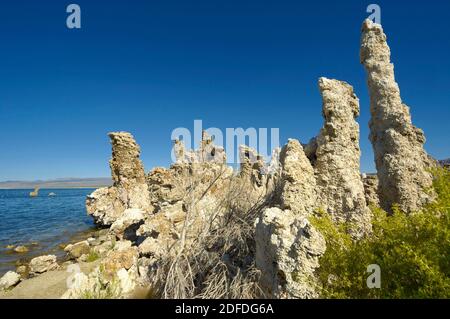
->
(0, 178), (112, 190)
(0, 186), (106, 190)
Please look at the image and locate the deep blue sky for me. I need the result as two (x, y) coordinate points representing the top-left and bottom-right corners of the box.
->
(0, 0), (449, 180)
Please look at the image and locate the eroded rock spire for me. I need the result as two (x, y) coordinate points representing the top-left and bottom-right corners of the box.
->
(315, 77), (372, 238)
(108, 132), (151, 210)
(255, 139), (325, 298)
(360, 19), (433, 213)
(86, 132), (151, 225)
(278, 139), (317, 216)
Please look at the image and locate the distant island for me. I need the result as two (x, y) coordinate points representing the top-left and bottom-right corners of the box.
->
(0, 178), (112, 189)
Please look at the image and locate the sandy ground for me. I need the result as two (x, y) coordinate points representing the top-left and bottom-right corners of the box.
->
(0, 260), (100, 299)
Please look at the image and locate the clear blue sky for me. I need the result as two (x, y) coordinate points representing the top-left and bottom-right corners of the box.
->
(0, 0), (449, 180)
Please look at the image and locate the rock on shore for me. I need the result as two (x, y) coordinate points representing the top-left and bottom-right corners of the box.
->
(0, 271), (21, 291)
(29, 255), (58, 276)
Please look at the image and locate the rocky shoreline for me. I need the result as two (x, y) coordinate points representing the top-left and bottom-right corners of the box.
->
(0, 227), (108, 295)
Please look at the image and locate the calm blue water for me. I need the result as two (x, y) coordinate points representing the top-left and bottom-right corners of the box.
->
(0, 189), (95, 276)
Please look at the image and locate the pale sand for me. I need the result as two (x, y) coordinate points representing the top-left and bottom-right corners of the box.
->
(0, 260), (100, 299)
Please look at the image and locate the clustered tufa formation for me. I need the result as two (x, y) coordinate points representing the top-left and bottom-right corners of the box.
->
(76, 19), (435, 299)
(2, 19), (436, 298)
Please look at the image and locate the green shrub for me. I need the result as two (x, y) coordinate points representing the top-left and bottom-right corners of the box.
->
(79, 278), (121, 299)
(86, 250), (100, 263)
(78, 267), (122, 299)
(310, 168), (450, 299)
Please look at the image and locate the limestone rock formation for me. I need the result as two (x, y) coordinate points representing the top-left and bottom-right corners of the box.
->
(15, 265), (27, 277)
(278, 139), (316, 216)
(64, 241), (90, 259)
(13, 245), (28, 254)
(110, 208), (146, 241)
(237, 145), (278, 206)
(86, 187), (125, 226)
(101, 246), (139, 280)
(255, 207), (326, 299)
(314, 77), (372, 238)
(255, 138), (326, 297)
(148, 132), (232, 209)
(173, 131), (226, 165)
(136, 199), (198, 264)
(197, 131), (227, 164)
(267, 147), (281, 176)
(360, 19), (433, 213)
(29, 255), (58, 276)
(108, 132), (151, 209)
(63, 244), (140, 299)
(303, 137), (318, 166)
(362, 174), (380, 206)
(87, 132), (152, 226)
(173, 139), (196, 164)
(0, 271), (21, 291)
(146, 167), (185, 206)
(135, 133), (238, 274)
(62, 266), (138, 299)
(58, 19), (445, 300)
(239, 145), (264, 180)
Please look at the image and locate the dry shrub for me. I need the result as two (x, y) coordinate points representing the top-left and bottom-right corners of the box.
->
(150, 163), (273, 299)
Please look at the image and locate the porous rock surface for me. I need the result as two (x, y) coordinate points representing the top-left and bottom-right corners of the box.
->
(0, 271), (21, 291)
(255, 207), (326, 299)
(238, 145), (279, 205)
(86, 132), (152, 226)
(256, 139), (323, 299)
(277, 139), (316, 216)
(362, 174), (380, 206)
(64, 241), (90, 259)
(360, 19), (433, 213)
(314, 77), (372, 238)
(29, 255), (58, 276)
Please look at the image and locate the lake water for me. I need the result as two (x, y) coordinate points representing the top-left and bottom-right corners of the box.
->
(0, 189), (96, 276)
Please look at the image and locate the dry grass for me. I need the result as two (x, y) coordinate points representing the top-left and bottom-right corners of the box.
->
(150, 163), (272, 299)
